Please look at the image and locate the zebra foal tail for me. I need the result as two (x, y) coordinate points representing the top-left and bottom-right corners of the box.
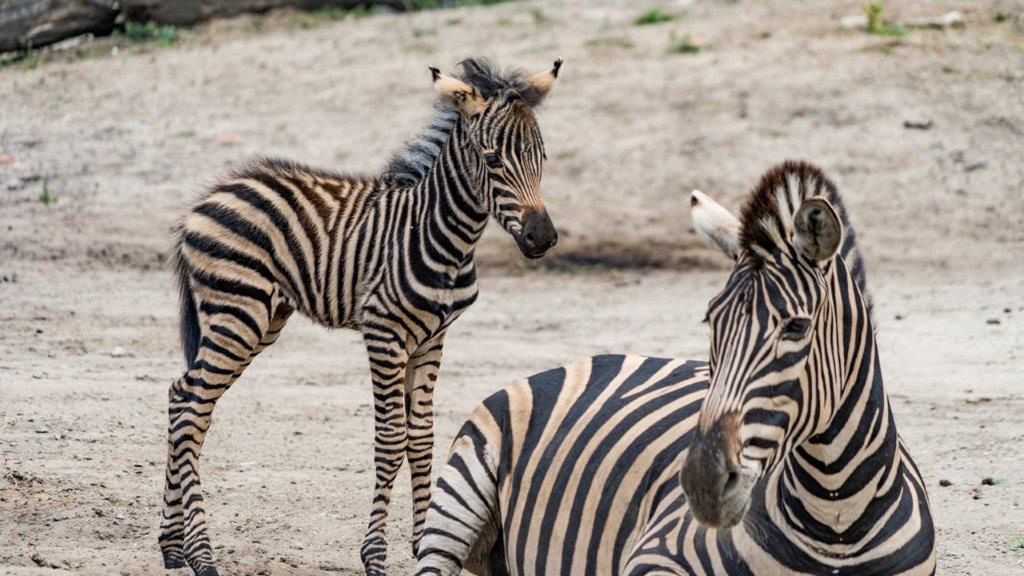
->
(416, 402), (507, 576)
(171, 236), (200, 369)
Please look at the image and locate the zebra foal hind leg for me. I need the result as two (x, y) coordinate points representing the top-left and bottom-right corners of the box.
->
(161, 295), (290, 575)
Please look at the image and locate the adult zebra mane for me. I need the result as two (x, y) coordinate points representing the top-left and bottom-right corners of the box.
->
(384, 57), (539, 186)
(739, 160), (873, 315)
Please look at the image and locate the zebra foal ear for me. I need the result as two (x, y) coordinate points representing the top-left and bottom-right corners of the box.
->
(690, 190), (740, 260)
(522, 58), (563, 106)
(430, 66), (487, 117)
(793, 196), (843, 263)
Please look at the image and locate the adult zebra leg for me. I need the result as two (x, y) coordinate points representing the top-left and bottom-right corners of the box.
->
(406, 334), (446, 556)
(416, 424), (501, 576)
(361, 332), (411, 576)
(161, 298), (289, 576)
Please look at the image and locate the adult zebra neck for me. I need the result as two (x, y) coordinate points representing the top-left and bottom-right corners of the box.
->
(409, 116), (490, 281)
(771, 256), (910, 557)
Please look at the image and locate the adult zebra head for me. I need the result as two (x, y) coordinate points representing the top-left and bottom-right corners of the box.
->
(430, 58), (561, 259)
(680, 162), (858, 529)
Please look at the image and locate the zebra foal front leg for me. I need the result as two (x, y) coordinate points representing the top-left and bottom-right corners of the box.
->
(407, 334), (446, 556)
(360, 332), (412, 576)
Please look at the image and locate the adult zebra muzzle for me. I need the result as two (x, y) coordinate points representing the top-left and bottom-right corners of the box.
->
(679, 412), (751, 529)
(515, 208), (558, 259)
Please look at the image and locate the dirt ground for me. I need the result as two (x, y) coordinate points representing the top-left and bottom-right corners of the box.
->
(1, 0), (1023, 574)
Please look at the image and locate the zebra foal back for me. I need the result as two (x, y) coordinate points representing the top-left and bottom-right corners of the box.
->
(177, 158), (382, 331)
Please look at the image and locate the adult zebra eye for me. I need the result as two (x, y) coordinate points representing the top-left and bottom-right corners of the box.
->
(484, 152), (502, 169)
(781, 317), (812, 341)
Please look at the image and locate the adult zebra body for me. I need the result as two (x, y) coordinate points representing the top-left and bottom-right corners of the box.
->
(159, 58), (564, 576)
(416, 162), (936, 575)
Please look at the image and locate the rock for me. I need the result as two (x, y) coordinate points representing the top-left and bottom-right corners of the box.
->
(986, 318), (1001, 325)
(109, 346), (130, 357)
(905, 11), (964, 30)
(0, 0), (118, 52)
(903, 120), (934, 130)
(839, 14), (868, 30)
(119, 1), (404, 27)
(939, 479), (952, 487)
(1, 1), (404, 53)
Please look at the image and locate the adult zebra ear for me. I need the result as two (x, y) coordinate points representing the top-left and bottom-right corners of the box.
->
(522, 58), (563, 107)
(690, 190), (740, 260)
(431, 66), (487, 117)
(793, 196), (843, 263)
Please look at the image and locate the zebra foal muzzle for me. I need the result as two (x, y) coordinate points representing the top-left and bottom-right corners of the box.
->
(514, 207), (558, 259)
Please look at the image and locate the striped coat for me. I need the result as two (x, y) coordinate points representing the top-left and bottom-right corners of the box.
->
(158, 58), (563, 576)
(416, 162), (936, 575)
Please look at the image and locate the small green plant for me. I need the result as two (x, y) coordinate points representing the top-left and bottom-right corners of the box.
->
(21, 51), (39, 70)
(530, 8), (550, 25)
(1011, 537), (1024, 551)
(635, 8), (678, 26)
(39, 180), (55, 206)
(666, 33), (700, 55)
(994, 12), (1008, 23)
(413, 26), (438, 37)
(123, 21), (180, 46)
(864, 3), (905, 37)
(496, 17), (513, 27)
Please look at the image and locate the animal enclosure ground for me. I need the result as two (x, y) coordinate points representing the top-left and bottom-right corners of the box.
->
(1, 0), (1023, 574)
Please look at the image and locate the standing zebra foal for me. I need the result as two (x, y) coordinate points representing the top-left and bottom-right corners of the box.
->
(159, 57), (564, 576)
(416, 162), (936, 575)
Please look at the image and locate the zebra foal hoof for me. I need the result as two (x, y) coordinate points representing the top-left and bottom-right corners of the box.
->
(162, 550), (187, 569)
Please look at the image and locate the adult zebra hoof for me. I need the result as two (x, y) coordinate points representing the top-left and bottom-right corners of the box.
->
(193, 566), (220, 576)
(162, 550), (187, 569)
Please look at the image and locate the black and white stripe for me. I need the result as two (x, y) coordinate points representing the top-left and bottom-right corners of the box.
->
(415, 162), (935, 575)
(158, 57), (563, 576)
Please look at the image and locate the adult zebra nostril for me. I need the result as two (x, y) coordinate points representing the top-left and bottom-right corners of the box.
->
(723, 470), (740, 497)
(524, 231), (536, 245)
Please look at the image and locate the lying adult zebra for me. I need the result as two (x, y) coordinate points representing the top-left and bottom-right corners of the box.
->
(158, 57), (564, 576)
(416, 161), (936, 575)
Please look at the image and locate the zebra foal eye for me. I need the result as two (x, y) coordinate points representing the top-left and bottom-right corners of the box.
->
(781, 317), (812, 341)
(484, 152), (503, 169)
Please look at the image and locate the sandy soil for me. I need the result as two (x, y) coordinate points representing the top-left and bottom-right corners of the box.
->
(1, 0), (1023, 574)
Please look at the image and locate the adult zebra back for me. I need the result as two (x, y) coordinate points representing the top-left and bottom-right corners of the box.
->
(158, 58), (564, 576)
(416, 161), (936, 575)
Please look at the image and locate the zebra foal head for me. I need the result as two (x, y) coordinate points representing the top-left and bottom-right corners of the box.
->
(680, 162), (849, 529)
(431, 58), (562, 258)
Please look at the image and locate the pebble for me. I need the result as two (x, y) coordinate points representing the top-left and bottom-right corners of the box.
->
(939, 479), (952, 487)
